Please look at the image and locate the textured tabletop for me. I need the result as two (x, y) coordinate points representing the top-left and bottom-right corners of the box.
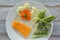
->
(0, 0), (60, 40)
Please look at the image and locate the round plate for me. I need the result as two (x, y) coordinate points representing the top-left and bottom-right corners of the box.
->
(6, 1), (53, 40)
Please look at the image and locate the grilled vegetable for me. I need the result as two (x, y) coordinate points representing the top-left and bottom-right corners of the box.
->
(38, 9), (46, 19)
(33, 22), (51, 38)
(43, 16), (56, 22)
(32, 9), (56, 38)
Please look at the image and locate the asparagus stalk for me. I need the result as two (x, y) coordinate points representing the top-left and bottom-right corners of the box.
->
(43, 16), (56, 22)
(38, 9), (46, 19)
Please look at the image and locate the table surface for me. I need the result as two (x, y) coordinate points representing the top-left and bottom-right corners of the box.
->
(0, 0), (60, 40)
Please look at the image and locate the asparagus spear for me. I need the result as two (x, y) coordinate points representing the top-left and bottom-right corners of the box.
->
(38, 9), (46, 19)
(43, 16), (56, 22)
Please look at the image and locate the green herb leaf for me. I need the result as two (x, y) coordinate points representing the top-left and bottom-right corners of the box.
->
(24, 13), (28, 18)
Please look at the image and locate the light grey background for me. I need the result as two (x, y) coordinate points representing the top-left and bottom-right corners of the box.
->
(0, 0), (60, 40)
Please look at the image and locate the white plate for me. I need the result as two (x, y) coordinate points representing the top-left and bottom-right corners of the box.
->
(6, 1), (53, 40)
